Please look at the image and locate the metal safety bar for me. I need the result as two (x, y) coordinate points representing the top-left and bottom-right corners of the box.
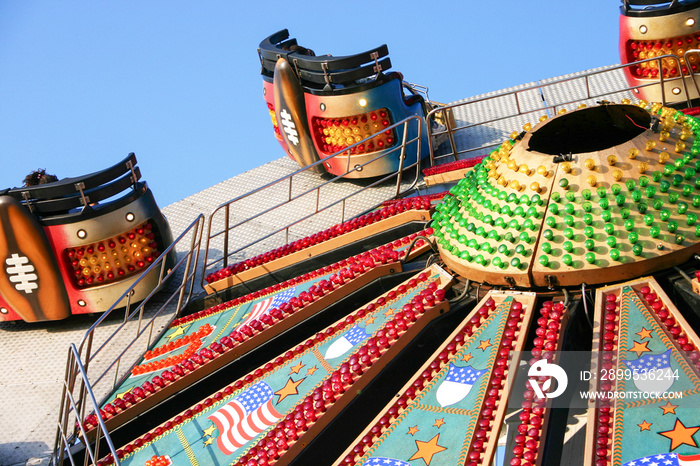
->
(201, 115), (424, 288)
(53, 214), (205, 466)
(425, 56), (696, 166)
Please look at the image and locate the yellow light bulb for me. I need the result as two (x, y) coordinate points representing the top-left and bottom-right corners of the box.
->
(530, 182), (541, 193)
(536, 165), (548, 177)
(659, 151), (670, 163)
(607, 155), (617, 166)
(586, 175), (597, 187)
(612, 169), (623, 181)
(498, 176), (508, 187)
(561, 162), (572, 173)
(518, 164), (531, 175)
(584, 158), (596, 170)
(645, 140), (656, 151)
(628, 148), (639, 159)
(675, 141), (686, 153)
(539, 115), (548, 122)
(659, 131), (669, 142)
(638, 162), (649, 173)
(523, 123), (532, 132)
(509, 180), (521, 190)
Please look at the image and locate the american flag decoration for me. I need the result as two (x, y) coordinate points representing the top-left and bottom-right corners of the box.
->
(207, 381), (281, 455)
(324, 324), (370, 359)
(435, 364), (486, 408)
(624, 349), (675, 394)
(623, 452), (700, 466)
(363, 458), (411, 466)
(239, 287), (296, 328)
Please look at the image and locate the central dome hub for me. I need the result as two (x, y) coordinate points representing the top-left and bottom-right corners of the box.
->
(527, 104), (651, 155)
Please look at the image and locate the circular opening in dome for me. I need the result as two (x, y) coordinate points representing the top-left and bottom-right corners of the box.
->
(527, 105), (651, 155)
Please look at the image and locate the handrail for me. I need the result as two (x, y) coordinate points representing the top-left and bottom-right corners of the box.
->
(53, 214), (205, 466)
(53, 345), (122, 466)
(201, 115), (423, 288)
(424, 56), (694, 166)
(683, 48), (700, 99)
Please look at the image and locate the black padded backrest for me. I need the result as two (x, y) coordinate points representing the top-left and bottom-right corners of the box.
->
(621, 0), (700, 16)
(259, 29), (391, 88)
(3, 153), (142, 216)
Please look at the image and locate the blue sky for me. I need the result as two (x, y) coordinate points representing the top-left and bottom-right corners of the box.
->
(0, 1), (620, 208)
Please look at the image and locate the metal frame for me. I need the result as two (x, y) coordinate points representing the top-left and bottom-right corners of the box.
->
(53, 214), (205, 466)
(425, 57), (696, 167)
(201, 115), (424, 288)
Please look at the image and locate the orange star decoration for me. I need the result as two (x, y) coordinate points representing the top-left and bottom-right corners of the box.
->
(306, 365), (318, 376)
(289, 361), (305, 375)
(477, 339), (491, 351)
(638, 420), (652, 431)
(275, 377), (304, 403)
(635, 327), (652, 340)
(659, 418), (700, 450)
(461, 353), (473, 364)
(629, 340), (651, 357)
(433, 418), (445, 428)
(409, 434), (447, 465)
(407, 425), (419, 436)
(384, 307), (396, 318)
(365, 316), (376, 325)
(660, 401), (679, 415)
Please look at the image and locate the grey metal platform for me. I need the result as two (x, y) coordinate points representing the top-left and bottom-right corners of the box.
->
(0, 63), (657, 466)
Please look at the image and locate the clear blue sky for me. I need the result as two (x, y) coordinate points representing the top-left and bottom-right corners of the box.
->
(0, 1), (620, 208)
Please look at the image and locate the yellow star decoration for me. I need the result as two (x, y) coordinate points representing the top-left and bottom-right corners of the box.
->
(114, 389), (132, 400)
(659, 418), (700, 450)
(638, 420), (652, 431)
(203, 437), (214, 447)
(306, 365), (318, 376)
(166, 325), (188, 341)
(202, 424), (217, 438)
(289, 362), (305, 375)
(477, 339), (491, 351)
(636, 327), (652, 340)
(461, 353), (473, 364)
(407, 425), (419, 436)
(409, 433), (447, 465)
(629, 340), (651, 357)
(660, 401), (679, 415)
(275, 377), (305, 403)
(433, 418), (445, 428)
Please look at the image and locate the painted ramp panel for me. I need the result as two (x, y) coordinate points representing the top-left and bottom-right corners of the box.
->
(337, 291), (538, 466)
(86, 229), (433, 434)
(585, 278), (700, 466)
(99, 264), (453, 466)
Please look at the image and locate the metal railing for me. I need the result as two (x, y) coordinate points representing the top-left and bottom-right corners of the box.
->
(425, 55), (697, 167)
(53, 214), (205, 466)
(201, 115), (424, 287)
